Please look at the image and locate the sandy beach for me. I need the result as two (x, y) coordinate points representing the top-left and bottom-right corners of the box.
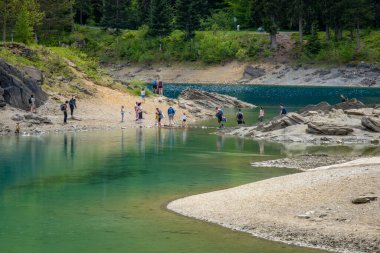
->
(168, 157), (380, 253)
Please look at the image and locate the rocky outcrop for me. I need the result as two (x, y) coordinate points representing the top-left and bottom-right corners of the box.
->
(333, 99), (365, 111)
(178, 88), (256, 110)
(257, 113), (308, 132)
(11, 113), (53, 125)
(361, 117), (380, 132)
(0, 60), (48, 109)
(0, 87), (6, 107)
(243, 66), (265, 80)
(306, 122), (354, 136)
(298, 102), (331, 114)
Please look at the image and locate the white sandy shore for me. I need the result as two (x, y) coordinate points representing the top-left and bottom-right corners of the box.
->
(168, 158), (380, 253)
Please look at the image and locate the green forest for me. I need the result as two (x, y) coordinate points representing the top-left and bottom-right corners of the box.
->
(1, 0), (380, 64)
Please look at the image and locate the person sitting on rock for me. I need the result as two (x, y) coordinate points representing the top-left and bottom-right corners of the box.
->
(280, 104), (287, 116)
(340, 94), (348, 102)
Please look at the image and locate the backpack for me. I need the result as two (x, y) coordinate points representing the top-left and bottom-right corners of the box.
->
(29, 98), (32, 104)
(168, 107), (175, 115)
(237, 112), (243, 120)
(60, 104), (66, 111)
(282, 108), (287, 114)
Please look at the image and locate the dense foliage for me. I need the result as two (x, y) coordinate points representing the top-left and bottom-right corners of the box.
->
(0, 0), (379, 64)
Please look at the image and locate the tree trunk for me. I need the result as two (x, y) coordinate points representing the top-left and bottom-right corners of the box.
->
(350, 30), (353, 41)
(338, 26), (343, 40)
(80, 9), (83, 25)
(326, 24), (330, 41)
(34, 27), (38, 44)
(2, 17), (6, 41)
(334, 25), (338, 40)
(270, 33), (277, 50)
(299, 15), (303, 43)
(70, 4), (75, 32)
(356, 24), (360, 51)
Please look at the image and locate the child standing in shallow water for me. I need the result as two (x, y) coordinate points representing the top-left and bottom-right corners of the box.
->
(121, 106), (125, 122)
(181, 113), (187, 128)
(259, 106), (264, 122)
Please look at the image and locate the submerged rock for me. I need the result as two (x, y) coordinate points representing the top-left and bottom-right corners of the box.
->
(178, 88), (256, 110)
(243, 66), (265, 80)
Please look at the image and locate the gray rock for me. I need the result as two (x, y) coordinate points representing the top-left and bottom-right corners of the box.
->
(11, 114), (24, 121)
(257, 113), (307, 132)
(352, 196), (377, 204)
(0, 60), (48, 109)
(362, 117), (380, 132)
(298, 102), (331, 114)
(361, 78), (376, 87)
(179, 88), (256, 110)
(306, 122), (354, 136)
(243, 66), (265, 80)
(23, 113), (53, 124)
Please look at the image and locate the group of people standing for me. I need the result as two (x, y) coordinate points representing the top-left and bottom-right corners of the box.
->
(60, 96), (77, 124)
(152, 79), (164, 95)
(215, 104), (287, 128)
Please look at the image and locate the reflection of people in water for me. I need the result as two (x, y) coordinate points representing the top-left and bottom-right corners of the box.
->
(259, 142), (265, 155)
(182, 128), (188, 144)
(216, 134), (225, 152)
(235, 137), (244, 150)
(136, 127), (145, 153)
(168, 128), (175, 149)
(70, 135), (75, 160)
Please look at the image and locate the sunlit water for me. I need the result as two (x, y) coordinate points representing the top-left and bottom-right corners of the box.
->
(0, 129), (329, 253)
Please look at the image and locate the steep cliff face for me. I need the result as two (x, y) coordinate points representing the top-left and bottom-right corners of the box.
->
(0, 60), (48, 109)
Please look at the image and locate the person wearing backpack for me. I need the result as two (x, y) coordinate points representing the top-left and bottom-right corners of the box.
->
(156, 108), (164, 128)
(69, 96), (77, 118)
(61, 101), (69, 124)
(167, 106), (176, 126)
(280, 104), (288, 116)
(215, 107), (224, 128)
(236, 109), (244, 125)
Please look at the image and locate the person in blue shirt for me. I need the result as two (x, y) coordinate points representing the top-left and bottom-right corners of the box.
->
(69, 96), (77, 118)
(167, 106), (176, 126)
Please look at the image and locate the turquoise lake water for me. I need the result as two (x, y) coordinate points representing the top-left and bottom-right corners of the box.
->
(1, 85), (379, 253)
(0, 129), (329, 253)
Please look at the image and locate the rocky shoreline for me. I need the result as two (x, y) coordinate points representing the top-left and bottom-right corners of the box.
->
(226, 99), (380, 145)
(168, 157), (380, 253)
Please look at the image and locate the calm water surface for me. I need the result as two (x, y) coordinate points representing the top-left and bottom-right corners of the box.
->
(0, 129), (328, 253)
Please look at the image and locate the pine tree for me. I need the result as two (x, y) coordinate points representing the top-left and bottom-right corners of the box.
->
(0, 0), (17, 41)
(148, 0), (172, 36)
(176, 0), (207, 39)
(254, 0), (286, 50)
(15, 5), (34, 44)
(101, 0), (129, 29)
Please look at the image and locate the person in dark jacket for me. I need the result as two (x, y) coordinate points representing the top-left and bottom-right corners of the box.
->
(69, 96), (77, 118)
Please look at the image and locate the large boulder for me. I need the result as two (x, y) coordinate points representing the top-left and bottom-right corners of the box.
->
(257, 113), (308, 132)
(178, 88), (256, 109)
(0, 87), (6, 107)
(306, 122), (354, 135)
(243, 66), (265, 80)
(333, 99), (365, 111)
(0, 60), (48, 109)
(298, 102), (331, 114)
(361, 117), (380, 132)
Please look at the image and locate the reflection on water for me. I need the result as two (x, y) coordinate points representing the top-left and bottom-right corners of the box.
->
(0, 128), (373, 253)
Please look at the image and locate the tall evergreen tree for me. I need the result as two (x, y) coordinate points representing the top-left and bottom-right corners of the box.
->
(254, 0), (286, 49)
(148, 0), (172, 36)
(14, 4), (34, 44)
(0, 0), (17, 41)
(176, 0), (207, 39)
(101, 0), (129, 29)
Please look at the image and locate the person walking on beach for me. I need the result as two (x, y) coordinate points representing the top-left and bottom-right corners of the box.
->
(141, 88), (146, 102)
(138, 103), (143, 121)
(280, 104), (287, 116)
(236, 109), (244, 125)
(61, 101), (69, 124)
(153, 79), (158, 94)
(121, 105), (125, 122)
(29, 94), (36, 113)
(181, 112), (187, 128)
(259, 106), (265, 122)
(215, 107), (224, 128)
(158, 80), (164, 95)
(156, 108), (164, 128)
(167, 106), (176, 126)
(69, 96), (77, 118)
